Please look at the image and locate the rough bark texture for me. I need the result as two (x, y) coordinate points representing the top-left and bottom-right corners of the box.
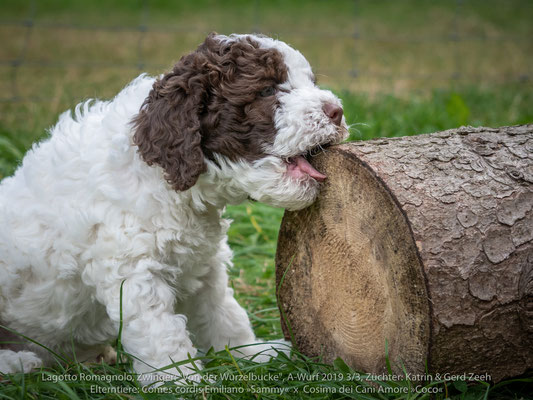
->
(276, 124), (533, 382)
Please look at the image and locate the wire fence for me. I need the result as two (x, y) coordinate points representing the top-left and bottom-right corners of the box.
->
(1, 0), (532, 104)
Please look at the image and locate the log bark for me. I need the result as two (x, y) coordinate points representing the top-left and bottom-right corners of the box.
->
(276, 124), (533, 382)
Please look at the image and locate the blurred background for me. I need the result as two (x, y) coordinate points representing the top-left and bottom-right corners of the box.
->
(1, 1), (532, 169)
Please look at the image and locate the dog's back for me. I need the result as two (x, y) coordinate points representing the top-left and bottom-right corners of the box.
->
(0, 75), (155, 365)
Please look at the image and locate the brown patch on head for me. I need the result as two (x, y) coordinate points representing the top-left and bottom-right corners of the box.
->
(132, 34), (288, 191)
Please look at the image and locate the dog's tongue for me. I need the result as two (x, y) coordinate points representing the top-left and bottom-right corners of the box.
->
(288, 156), (327, 181)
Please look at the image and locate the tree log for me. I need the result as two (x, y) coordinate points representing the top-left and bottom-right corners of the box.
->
(276, 125), (533, 382)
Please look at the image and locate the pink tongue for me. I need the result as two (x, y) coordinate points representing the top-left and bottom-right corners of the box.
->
(289, 156), (327, 181)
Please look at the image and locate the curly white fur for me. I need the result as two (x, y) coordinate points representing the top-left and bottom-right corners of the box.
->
(0, 34), (347, 384)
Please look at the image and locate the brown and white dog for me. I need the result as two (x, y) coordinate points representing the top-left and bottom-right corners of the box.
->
(0, 33), (348, 384)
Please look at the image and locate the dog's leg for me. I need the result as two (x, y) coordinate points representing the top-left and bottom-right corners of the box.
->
(180, 262), (291, 362)
(91, 270), (201, 386)
(0, 350), (42, 374)
(95, 345), (118, 365)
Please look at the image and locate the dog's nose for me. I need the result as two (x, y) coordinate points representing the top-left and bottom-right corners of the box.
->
(322, 103), (343, 126)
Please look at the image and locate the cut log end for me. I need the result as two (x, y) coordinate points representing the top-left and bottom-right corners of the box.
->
(276, 148), (430, 375)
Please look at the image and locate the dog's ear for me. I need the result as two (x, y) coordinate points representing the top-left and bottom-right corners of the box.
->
(132, 48), (212, 192)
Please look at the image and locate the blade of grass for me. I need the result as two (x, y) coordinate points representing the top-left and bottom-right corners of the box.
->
(276, 254), (297, 350)
(0, 324), (68, 364)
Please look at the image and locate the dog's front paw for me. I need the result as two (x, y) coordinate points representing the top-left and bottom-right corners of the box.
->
(0, 350), (43, 374)
(234, 339), (292, 362)
(96, 345), (118, 365)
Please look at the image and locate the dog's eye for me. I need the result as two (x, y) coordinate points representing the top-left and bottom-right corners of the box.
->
(259, 86), (276, 97)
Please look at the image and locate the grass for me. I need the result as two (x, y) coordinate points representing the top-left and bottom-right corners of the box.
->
(1, 0), (533, 398)
(1, 277), (532, 400)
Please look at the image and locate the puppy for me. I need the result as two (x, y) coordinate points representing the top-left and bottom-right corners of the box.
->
(0, 33), (348, 384)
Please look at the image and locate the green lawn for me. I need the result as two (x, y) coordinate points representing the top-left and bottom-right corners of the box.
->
(1, 0), (532, 399)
